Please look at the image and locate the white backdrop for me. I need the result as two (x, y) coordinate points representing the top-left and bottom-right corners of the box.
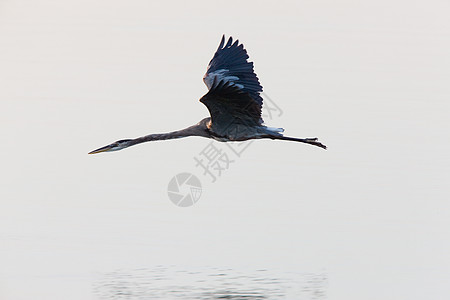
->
(1, 1), (449, 299)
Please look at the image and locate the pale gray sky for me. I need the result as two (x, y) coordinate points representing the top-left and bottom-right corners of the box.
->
(1, 0), (449, 299)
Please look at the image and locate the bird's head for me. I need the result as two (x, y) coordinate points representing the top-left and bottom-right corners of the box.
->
(88, 139), (133, 154)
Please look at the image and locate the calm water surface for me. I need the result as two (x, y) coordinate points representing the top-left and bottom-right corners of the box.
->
(93, 266), (327, 299)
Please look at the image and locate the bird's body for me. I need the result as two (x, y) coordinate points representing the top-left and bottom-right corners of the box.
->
(89, 35), (326, 154)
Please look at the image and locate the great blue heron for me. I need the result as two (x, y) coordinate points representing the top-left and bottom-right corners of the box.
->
(89, 35), (326, 154)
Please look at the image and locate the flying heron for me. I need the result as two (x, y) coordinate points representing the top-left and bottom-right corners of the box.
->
(89, 35), (326, 154)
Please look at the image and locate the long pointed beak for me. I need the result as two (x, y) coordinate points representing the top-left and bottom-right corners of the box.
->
(88, 144), (112, 154)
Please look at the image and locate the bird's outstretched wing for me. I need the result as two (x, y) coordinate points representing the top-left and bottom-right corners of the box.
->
(201, 35), (264, 137)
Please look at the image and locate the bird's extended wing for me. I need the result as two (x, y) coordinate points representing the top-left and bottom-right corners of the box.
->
(200, 77), (262, 137)
(201, 36), (264, 136)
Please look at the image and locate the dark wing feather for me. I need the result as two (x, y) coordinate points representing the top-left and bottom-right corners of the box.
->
(202, 35), (264, 125)
(200, 77), (262, 137)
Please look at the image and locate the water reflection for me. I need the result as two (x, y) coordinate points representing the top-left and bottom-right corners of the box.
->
(93, 266), (327, 299)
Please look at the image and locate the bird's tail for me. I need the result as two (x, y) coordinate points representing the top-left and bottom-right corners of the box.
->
(269, 135), (327, 149)
(265, 126), (285, 134)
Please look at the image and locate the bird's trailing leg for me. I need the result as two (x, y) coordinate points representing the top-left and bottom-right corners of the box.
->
(268, 136), (327, 149)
